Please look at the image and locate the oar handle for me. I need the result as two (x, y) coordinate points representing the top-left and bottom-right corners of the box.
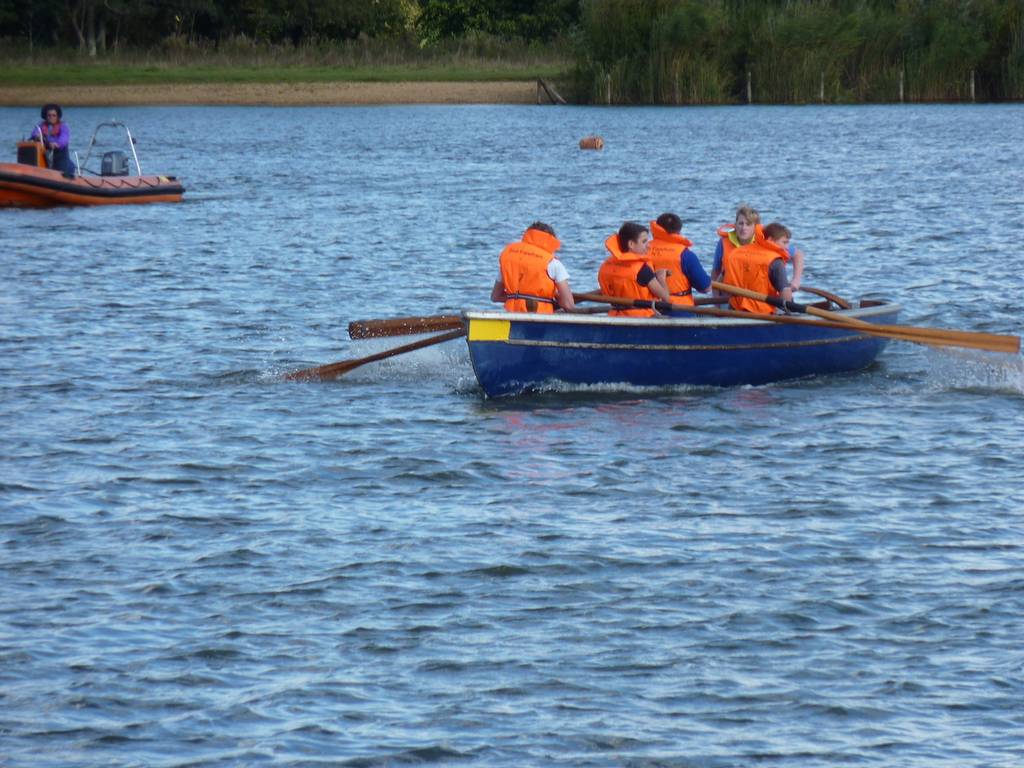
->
(712, 281), (870, 326)
(712, 280), (801, 309)
(573, 291), (671, 313)
(576, 290), (771, 317)
(760, 293), (809, 315)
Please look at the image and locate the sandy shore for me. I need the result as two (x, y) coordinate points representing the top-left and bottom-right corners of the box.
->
(0, 81), (542, 107)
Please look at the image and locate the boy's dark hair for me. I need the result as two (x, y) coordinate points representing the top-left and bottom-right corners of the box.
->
(527, 221), (555, 236)
(763, 222), (791, 241)
(655, 212), (682, 234)
(617, 221), (648, 252)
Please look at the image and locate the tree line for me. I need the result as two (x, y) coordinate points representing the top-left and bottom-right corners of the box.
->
(1, 1), (578, 54)
(3, 0), (1023, 103)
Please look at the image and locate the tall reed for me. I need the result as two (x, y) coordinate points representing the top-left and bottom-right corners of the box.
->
(571, 0), (1024, 104)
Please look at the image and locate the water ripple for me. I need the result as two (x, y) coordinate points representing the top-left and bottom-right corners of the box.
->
(2, 103), (1023, 767)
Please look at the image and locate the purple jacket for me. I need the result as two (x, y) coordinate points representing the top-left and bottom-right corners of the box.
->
(32, 120), (70, 150)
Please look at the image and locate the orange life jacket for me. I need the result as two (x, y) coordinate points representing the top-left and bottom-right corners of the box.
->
(722, 238), (790, 314)
(597, 234), (657, 317)
(648, 220), (695, 306)
(716, 222), (765, 265)
(499, 228), (562, 313)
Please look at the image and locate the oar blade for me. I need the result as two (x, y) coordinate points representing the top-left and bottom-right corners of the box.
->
(856, 327), (1017, 353)
(283, 357), (363, 382)
(285, 328), (467, 383)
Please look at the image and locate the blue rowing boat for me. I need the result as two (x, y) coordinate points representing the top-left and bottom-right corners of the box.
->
(464, 298), (901, 397)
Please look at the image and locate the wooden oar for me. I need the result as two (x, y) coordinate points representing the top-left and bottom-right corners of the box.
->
(582, 291), (1001, 348)
(344, 289), (1015, 353)
(715, 280), (903, 329)
(285, 328), (466, 382)
(711, 281), (1020, 353)
(349, 314), (462, 339)
(573, 291), (1020, 353)
(575, 293), (727, 306)
(797, 285), (852, 309)
(349, 295), (729, 339)
(715, 281), (881, 328)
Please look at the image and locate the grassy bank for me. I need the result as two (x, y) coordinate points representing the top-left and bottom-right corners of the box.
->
(0, 34), (573, 89)
(0, 62), (570, 88)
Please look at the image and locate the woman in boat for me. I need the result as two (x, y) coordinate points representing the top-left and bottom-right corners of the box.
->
(491, 221), (575, 313)
(646, 212), (711, 308)
(31, 103), (73, 176)
(597, 221), (671, 317)
(712, 204), (803, 291)
(721, 222), (795, 314)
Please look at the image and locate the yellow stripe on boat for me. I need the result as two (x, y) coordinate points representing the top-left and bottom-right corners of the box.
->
(468, 318), (511, 342)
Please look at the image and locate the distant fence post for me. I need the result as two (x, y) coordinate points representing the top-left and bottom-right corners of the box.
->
(536, 78), (566, 105)
(746, 71), (752, 103)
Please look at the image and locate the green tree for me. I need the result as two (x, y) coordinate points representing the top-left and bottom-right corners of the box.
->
(417, 0), (578, 44)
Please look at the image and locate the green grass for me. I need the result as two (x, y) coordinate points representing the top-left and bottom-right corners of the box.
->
(0, 62), (571, 87)
(0, 62), (572, 87)
(0, 36), (573, 88)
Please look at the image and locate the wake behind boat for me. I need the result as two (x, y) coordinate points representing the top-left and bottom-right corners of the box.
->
(0, 120), (184, 208)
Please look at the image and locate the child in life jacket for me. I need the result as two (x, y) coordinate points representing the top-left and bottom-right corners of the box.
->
(722, 222), (796, 314)
(597, 221), (672, 317)
(491, 222), (575, 313)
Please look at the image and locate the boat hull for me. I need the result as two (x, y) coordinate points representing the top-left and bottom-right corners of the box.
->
(0, 163), (184, 207)
(466, 301), (901, 397)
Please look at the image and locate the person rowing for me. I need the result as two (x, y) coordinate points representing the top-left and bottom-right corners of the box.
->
(646, 212), (712, 310)
(491, 221), (575, 313)
(713, 203), (804, 293)
(597, 221), (671, 317)
(721, 222), (796, 314)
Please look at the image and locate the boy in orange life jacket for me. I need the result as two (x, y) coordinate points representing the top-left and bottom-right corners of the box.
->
(491, 222), (575, 313)
(712, 204), (760, 284)
(647, 212), (711, 307)
(722, 222), (795, 314)
(712, 204), (804, 292)
(597, 221), (671, 317)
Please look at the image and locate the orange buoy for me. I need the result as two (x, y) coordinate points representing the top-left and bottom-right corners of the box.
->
(579, 136), (604, 150)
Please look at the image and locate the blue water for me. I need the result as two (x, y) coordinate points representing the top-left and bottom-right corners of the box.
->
(1, 103), (1023, 767)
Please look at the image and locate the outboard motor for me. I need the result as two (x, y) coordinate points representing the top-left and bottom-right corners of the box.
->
(101, 150), (129, 176)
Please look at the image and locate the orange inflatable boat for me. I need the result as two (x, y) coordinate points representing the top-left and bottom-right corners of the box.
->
(0, 121), (184, 208)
